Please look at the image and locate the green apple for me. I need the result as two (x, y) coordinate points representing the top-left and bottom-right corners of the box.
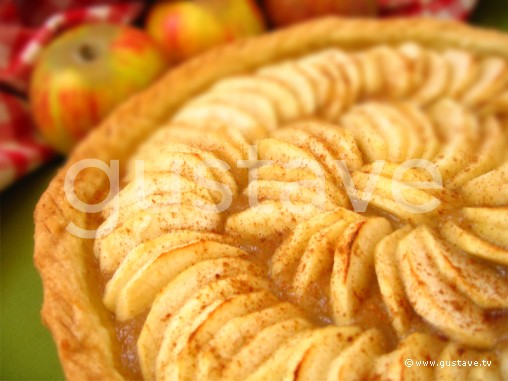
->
(30, 23), (167, 154)
(145, 0), (265, 64)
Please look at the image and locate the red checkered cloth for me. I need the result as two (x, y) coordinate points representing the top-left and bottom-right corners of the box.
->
(0, 1), (143, 191)
(0, 0), (479, 191)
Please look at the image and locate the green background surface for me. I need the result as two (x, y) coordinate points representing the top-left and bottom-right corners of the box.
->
(1, 2), (508, 380)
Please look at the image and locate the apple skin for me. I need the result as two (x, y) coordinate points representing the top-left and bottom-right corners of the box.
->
(30, 23), (167, 154)
(264, 0), (378, 27)
(146, 0), (265, 64)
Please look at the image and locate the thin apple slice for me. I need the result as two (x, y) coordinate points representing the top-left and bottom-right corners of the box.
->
(198, 302), (305, 381)
(429, 100), (479, 183)
(375, 226), (415, 336)
(258, 62), (317, 116)
(461, 161), (508, 206)
(211, 75), (301, 122)
(138, 256), (265, 381)
(358, 103), (411, 163)
(225, 201), (319, 241)
(295, 326), (363, 381)
(244, 179), (344, 210)
(463, 207), (508, 248)
(436, 343), (498, 381)
(95, 204), (222, 274)
(271, 128), (343, 177)
(462, 56), (508, 108)
(410, 51), (450, 105)
(295, 57), (332, 108)
(448, 116), (504, 188)
(443, 49), (479, 98)
(421, 226), (508, 309)
(395, 103), (440, 160)
(369, 45), (412, 99)
(341, 109), (388, 162)
(162, 290), (276, 381)
(355, 49), (382, 98)
(103, 231), (236, 311)
(172, 102), (266, 141)
(140, 143), (238, 197)
(440, 220), (508, 266)
(326, 50), (362, 105)
(159, 126), (249, 186)
(270, 207), (360, 287)
(114, 241), (248, 320)
(104, 172), (218, 219)
(352, 171), (445, 225)
(220, 318), (312, 381)
(189, 90), (278, 131)
(290, 121), (363, 170)
(292, 219), (352, 303)
(326, 329), (386, 381)
(373, 333), (445, 381)
(397, 227), (496, 348)
(243, 326), (356, 381)
(331, 217), (393, 324)
(398, 43), (428, 96)
(154, 275), (269, 381)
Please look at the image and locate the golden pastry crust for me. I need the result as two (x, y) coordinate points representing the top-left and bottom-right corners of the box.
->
(34, 17), (508, 380)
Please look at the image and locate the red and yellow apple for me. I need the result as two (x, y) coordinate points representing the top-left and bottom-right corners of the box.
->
(264, 0), (378, 27)
(145, 0), (265, 64)
(30, 23), (167, 154)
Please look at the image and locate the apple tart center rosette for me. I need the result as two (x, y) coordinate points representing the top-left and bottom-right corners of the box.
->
(93, 42), (508, 381)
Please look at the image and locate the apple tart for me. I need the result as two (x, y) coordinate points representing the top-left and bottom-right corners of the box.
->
(35, 18), (508, 380)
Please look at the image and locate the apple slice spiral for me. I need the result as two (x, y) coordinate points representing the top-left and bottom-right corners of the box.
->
(91, 41), (508, 381)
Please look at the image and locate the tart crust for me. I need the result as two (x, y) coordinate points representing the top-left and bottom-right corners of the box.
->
(34, 17), (508, 380)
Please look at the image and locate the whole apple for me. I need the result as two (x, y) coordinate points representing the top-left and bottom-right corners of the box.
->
(146, 0), (265, 64)
(264, 0), (378, 27)
(30, 23), (167, 154)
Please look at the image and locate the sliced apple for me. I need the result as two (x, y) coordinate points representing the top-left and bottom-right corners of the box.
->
(243, 326), (356, 381)
(115, 241), (249, 320)
(258, 62), (317, 116)
(331, 217), (393, 324)
(94, 204), (222, 274)
(463, 206), (508, 248)
(244, 179), (344, 210)
(440, 220), (508, 266)
(461, 161), (508, 206)
(443, 49), (479, 98)
(410, 51), (450, 105)
(103, 231), (236, 311)
(138, 256), (265, 381)
(189, 89), (278, 132)
(375, 226), (415, 336)
(421, 226), (508, 309)
(163, 290), (276, 381)
(154, 275), (269, 381)
(292, 219), (352, 303)
(397, 228), (496, 348)
(199, 302), (305, 381)
(290, 121), (363, 170)
(341, 109), (388, 162)
(295, 326), (363, 381)
(270, 207), (361, 287)
(462, 56), (508, 108)
(369, 45), (412, 99)
(172, 102), (266, 141)
(373, 333), (444, 381)
(225, 201), (319, 241)
(448, 116), (504, 188)
(211, 75), (301, 122)
(220, 318), (312, 380)
(326, 329), (386, 381)
(429, 100), (479, 182)
(355, 49), (382, 98)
